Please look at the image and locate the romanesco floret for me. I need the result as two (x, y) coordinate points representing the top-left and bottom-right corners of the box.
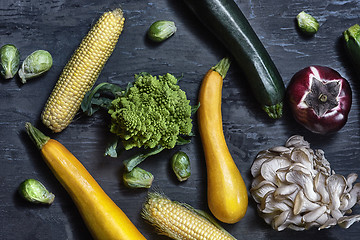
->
(108, 72), (193, 150)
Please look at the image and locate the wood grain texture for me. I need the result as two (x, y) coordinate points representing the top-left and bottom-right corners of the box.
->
(1, 0), (360, 239)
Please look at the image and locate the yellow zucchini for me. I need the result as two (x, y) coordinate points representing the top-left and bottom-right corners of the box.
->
(198, 58), (248, 224)
(25, 122), (146, 240)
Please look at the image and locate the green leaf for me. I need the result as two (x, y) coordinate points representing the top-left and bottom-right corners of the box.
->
(296, 11), (319, 35)
(81, 82), (123, 116)
(0, 44), (20, 79)
(147, 20), (177, 42)
(176, 136), (191, 145)
(191, 102), (200, 115)
(104, 136), (124, 158)
(171, 151), (191, 181)
(123, 167), (154, 189)
(18, 50), (52, 84)
(123, 145), (164, 172)
(18, 179), (55, 205)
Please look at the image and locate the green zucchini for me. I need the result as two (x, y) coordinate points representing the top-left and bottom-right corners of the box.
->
(183, 0), (285, 119)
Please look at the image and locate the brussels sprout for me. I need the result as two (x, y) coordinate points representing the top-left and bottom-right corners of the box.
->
(147, 20), (177, 42)
(18, 50), (53, 84)
(18, 179), (55, 204)
(0, 44), (20, 79)
(123, 167), (154, 189)
(296, 11), (319, 35)
(171, 151), (191, 182)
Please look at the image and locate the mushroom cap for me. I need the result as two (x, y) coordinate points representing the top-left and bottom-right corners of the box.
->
(250, 135), (360, 231)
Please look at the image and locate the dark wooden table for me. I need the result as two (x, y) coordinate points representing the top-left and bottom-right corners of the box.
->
(1, 0), (360, 239)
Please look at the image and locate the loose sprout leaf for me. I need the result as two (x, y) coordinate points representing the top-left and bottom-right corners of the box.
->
(81, 82), (123, 116)
(123, 167), (154, 189)
(0, 44), (20, 79)
(19, 50), (53, 84)
(18, 179), (55, 204)
(147, 20), (177, 42)
(171, 151), (191, 181)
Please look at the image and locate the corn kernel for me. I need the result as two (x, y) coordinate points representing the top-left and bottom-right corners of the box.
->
(142, 192), (236, 240)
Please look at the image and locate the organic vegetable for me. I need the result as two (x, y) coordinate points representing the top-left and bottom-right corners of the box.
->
(287, 66), (352, 134)
(25, 122), (146, 240)
(120, 135), (192, 172)
(171, 151), (191, 181)
(296, 11), (319, 35)
(142, 192), (236, 240)
(183, 0), (285, 119)
(18, 179), (55, 204)
(343, 24), (360, 70)
(18, 50), (52, 84)
(147, 20), (177, 42)
(250, 135), (360, 231)
(107, 72), (194, 150)
(198, 57), (248, 224)
(0, 44), (20, 79)
(123, 167), (154, 189)
(81, 73), (196, 183)
(41, 8), (125, 133)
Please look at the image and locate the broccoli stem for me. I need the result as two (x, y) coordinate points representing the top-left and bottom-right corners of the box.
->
(123, 145), (165, 172)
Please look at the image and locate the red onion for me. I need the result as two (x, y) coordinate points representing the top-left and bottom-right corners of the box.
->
(287, 66), (352, 134)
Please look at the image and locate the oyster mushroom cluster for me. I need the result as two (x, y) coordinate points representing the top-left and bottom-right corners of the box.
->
(250, 135), (360, 231)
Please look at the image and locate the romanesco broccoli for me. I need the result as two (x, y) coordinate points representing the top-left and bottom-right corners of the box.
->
(108, 72), (193, 150)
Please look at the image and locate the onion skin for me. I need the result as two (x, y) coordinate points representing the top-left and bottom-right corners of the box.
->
(287, 66), (352, 134)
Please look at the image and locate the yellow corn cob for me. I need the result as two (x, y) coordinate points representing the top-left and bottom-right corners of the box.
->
(142, 192), (236, 240)
(41, 8), (125, 132)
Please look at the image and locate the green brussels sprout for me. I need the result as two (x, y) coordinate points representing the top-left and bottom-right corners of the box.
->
(18, 50), (53, 84)
(123, 167), (154, 189)
(171, 151), (191, 182)
(296, 11), (319, 35)
(147, 20), (177, 42)
(0, 44), (20, 79)
(18, 179), (55, 204)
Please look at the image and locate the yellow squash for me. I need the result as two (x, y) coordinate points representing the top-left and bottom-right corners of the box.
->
(198, 58), (248, 224)
(25, 123), (146, 240)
